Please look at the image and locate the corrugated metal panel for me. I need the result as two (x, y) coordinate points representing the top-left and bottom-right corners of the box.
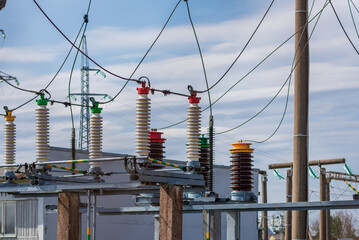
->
(16, 199), (38, 239)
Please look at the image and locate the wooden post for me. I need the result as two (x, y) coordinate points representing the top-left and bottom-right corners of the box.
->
(261, 172), (268, 240)
(203, 210), (221, 240)
(326, 179), (331, 239)
(285, 169), (292, 240)
(159, 184), (183, 240)
(57, 192), (80, 240)
(319, 168), (327, 240)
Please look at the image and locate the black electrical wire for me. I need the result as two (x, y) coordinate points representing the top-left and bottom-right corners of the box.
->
(10, 1), (91, 112)
(330, 0), (359, 55)
(32, 0), (142, 84)
(348, 0), (359, 39)
(185, 0), (212, 116)
(0, 75), (41, 95)
(158, 1), (330, 130)
(197, 0), (276, 94)
(99, 0), (182, 104)
(223, 0), (326, 139)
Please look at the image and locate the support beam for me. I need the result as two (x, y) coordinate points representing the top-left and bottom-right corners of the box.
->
(319, 168), (326, 240)
(268, 158), (345, 169)
(159, 184), (183, 240)
(57, 192), (80, 240)
(226, 211), (240, 240)
(285, 169), (292, 240)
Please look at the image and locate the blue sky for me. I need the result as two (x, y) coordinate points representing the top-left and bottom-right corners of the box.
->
(1, 0), (359, 216)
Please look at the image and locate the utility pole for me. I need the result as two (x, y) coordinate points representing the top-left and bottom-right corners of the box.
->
(319, 168), (326, 240)
(292, 0), (309, 237)
(285, 169), (292, 240)
(260, 171), (268, 240)
(269, 159), (345, 240)
(325, 178), (331, 238)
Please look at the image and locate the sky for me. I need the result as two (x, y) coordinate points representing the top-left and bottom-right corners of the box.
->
(0, 0), (359, 220)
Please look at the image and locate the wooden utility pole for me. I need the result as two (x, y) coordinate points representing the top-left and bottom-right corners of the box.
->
(260, 171), (268, 240)
(159, 184), (183, 240)
(319, 168), (327, 240)
(57, 192), (80, 240)
(293, 0), (310, 231)
(285, 169), (292, 240)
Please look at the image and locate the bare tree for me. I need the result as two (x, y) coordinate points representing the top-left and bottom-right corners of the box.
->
(310, 211), (359, 240)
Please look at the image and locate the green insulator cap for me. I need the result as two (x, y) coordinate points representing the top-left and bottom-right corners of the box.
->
(36, 95), (49, 106)
(199, 134), (209, 148)
(91, 102), (102, 114)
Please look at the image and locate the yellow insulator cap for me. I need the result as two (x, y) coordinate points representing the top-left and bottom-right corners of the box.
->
(4, 111), (16, 122)
(229, 140), (253, 153)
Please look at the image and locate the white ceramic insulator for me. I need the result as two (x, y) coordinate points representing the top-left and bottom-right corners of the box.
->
(136, 94), (151, 156)
(36, 105), (49, 162)
(187, 103), (201, 161)
(4, 121), (16, 170)
(89, 113), (103, 167)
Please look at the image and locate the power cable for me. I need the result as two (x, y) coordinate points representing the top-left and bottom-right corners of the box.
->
(196, 0), (276, 94)
(10, 4), (90, 112)
(329, 0), (359, 55)
(99, 0), (182, 104)
(159, 1), (330, 130)
(32, 0), (142, 84)
(185, 0), (212, 116)
(348, 0), (359, 39)
(350, 0), (359, 14)
(229, 0), (326, 141)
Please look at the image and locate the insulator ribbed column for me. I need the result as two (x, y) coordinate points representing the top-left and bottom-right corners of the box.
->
(4, 112), (16, 173)
(187, 93), (201, 167)
(36, 96), (49, 162)
(229, 141), (254, 192)
(199, 134), (209, 188)
(89, 104), (103, 168)
(136, 82), (151, 157)
(149, 129), (165, 169)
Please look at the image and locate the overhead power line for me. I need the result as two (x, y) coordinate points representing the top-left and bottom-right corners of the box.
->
(197, 0), (276, 94)
(330, 0), (359, 55)
(32, 0), (142, 84)
(99, 0), (182, 104)
(159, 1), (330, 130)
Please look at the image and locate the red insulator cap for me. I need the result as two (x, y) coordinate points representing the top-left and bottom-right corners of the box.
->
(188, 92), (201, 104)
(137, 82), (150, 95)
(149, 129), (166, 143)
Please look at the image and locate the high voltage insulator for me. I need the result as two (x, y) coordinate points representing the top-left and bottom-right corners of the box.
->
(89, 102), (103, 170)
(199, 134), (209, 188)
(149, 129), (165, 169)
(136, 82), (151, 157)
(229, 141), (254, 192)
(3, 111), (16, 177)
(187, 93), (201, 168)
(36, 95), (49, 162)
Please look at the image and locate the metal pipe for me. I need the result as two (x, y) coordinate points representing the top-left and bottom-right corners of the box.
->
(87, 190), (91, 240)
(92, 191), (96, 240)
(268, 158), (345, 169)
(0, 156), (133, 168)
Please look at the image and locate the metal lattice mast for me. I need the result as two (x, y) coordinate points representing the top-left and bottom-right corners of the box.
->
(79, 35), (90, 151)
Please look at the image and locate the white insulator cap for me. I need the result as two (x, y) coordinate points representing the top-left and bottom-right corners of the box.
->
(4, 112), (16, 173)
(89, 113), (103, 167)
(36, 105), (49, 162)
(136, 93), (151, 157)
(187, 103), (201, 162)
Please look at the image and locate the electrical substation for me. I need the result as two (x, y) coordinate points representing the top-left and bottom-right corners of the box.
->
(0, 0), (359, 239)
